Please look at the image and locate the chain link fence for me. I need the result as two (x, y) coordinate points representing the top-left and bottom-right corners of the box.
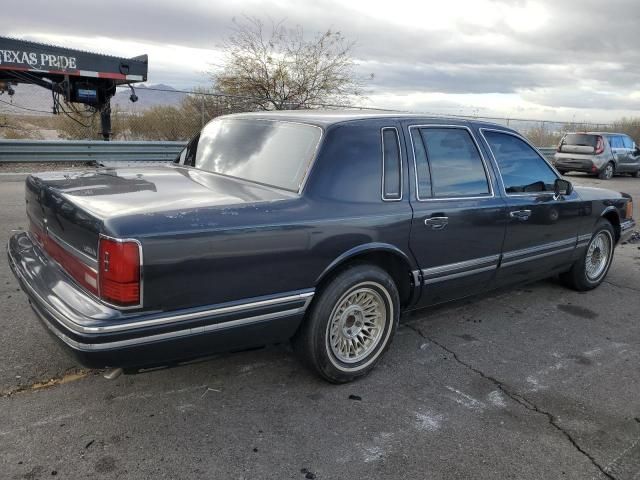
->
(2, 87), (640, 148)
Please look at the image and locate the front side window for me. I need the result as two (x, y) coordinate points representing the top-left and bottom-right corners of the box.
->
(483, 130), (557, 194)
(193, 119), (322, 192)
(622, 135), (634, 149)
(411, 129), (432, 199)
(416, 127), (490, 198)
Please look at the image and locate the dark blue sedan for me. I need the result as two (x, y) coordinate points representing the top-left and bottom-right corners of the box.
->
(8, 112), (636, 382)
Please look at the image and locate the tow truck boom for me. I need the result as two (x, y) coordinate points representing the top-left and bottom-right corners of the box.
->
(0, 36), (148, 140)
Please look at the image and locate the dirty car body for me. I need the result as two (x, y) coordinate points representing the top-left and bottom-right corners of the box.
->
(8, 112), (636, 380)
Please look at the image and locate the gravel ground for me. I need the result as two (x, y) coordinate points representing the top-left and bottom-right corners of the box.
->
(0, 169), (639, 480)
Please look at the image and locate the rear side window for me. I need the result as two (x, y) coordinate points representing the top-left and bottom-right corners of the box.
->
(381, 128), (402, 200)
(416, 127), (490, 198)
(484, 130), (557, 194)
(609, 136), (624, 149)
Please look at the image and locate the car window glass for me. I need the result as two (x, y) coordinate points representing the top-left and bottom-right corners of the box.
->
(194, 119), (321, 192)
(483, 131), (557, 194)
(622, 136), (634, 149)
(381, 128), (402, 200)
(419, 128), (490, 198)
(182, 133), (200, 166)
(411, 129), (432, 198)
(609, 136), (624, 149)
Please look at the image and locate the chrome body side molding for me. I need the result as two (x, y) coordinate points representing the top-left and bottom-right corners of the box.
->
(417, 238), (579, 284)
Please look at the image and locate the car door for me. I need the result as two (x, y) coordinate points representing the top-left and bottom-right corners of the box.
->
(609, 135), (629, 172)
(407, 123), (507, 307)
(480, 129), (585, 285)
(621, 135), (639, 173)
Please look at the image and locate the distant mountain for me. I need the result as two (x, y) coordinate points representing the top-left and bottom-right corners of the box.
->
(112, 84), (187, 111)
(0, 83), (187, 115)
(0, 83), (56, 115)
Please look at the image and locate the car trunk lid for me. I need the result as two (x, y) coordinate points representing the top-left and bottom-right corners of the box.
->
(25, 164), (295, 255)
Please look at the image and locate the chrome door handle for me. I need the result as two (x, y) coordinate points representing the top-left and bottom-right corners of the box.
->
(510, 209), (532, 221)
(425, 216), (448, 230)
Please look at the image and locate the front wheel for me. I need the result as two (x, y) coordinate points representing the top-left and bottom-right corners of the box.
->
(293, 264), (399, 383)
(561, 220), (615, 291)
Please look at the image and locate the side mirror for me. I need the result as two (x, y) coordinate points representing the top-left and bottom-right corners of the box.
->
(554, 178), (573, 197)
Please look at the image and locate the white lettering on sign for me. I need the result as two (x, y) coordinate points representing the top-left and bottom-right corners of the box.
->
(0, 49), (77, 71)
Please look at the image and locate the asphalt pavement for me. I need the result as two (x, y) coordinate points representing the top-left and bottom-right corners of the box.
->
(1, 171), (639, 479)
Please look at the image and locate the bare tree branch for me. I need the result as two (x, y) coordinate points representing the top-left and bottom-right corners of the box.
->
(211, 16), (365, 110)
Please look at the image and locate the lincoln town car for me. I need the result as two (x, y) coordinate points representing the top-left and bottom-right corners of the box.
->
(8, 112), (636, 382)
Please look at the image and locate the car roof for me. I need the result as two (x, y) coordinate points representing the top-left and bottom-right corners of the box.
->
(567, 131), (628, 136)
(224, 109), (508, 129)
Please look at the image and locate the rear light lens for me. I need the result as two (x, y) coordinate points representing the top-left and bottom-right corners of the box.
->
(29, 220), (99, 295)
(595, 136), (605, 155)
(99, 237), (141, 307)
(28, 221), (141, 308)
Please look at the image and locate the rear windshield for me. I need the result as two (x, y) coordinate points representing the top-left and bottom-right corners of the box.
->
(193, 118), (322, 192)
(561, 134), (598, 147)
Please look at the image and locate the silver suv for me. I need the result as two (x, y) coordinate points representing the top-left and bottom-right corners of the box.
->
(553, 132), (640, 180)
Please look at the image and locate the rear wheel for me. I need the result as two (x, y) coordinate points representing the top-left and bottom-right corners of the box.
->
(293, 264), (399, 383)
(598, 162), (614, 180)
(561, 219), (615, 291)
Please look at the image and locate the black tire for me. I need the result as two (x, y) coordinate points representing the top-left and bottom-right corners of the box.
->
(293, 264), (399, 383)
(598, 162), (615, 180)
(560, 219), (615, 291)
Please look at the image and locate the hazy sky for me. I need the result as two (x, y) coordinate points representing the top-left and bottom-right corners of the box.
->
(3, 0), (640, 122)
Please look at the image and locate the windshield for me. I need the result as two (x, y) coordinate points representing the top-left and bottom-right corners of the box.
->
(193, 118), (322, 192)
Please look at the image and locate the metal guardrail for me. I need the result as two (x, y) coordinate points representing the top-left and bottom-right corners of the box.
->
(537, 147), (556, 162)
(0, 140), (186, 163)
(0, 139), (556, 164)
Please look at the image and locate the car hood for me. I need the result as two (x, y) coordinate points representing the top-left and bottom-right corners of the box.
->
(574, 186), (629, 201)
(34, 165), (296, 220)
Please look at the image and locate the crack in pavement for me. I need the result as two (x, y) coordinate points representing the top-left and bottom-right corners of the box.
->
(603, 280), (640, 293)
(403, 322), (617, 480)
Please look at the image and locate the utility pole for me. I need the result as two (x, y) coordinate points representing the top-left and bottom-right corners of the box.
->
(201, 95), (205, 128)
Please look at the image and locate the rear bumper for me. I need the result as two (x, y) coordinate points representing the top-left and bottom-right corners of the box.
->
(8, 232), (312, 369)
(620, 219), (636, 244)
(553, 157), (600, 173)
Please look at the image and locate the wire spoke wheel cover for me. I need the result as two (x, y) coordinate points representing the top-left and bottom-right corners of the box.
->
(327, 283), (389, 364)
(585, 230), (612, 281)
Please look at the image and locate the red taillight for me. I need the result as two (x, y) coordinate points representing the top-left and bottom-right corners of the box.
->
(29, 220), (99, 295)
(29, 221), (141, 308)
(99, 237), (141, 307)
(595, 136), (605, 155)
